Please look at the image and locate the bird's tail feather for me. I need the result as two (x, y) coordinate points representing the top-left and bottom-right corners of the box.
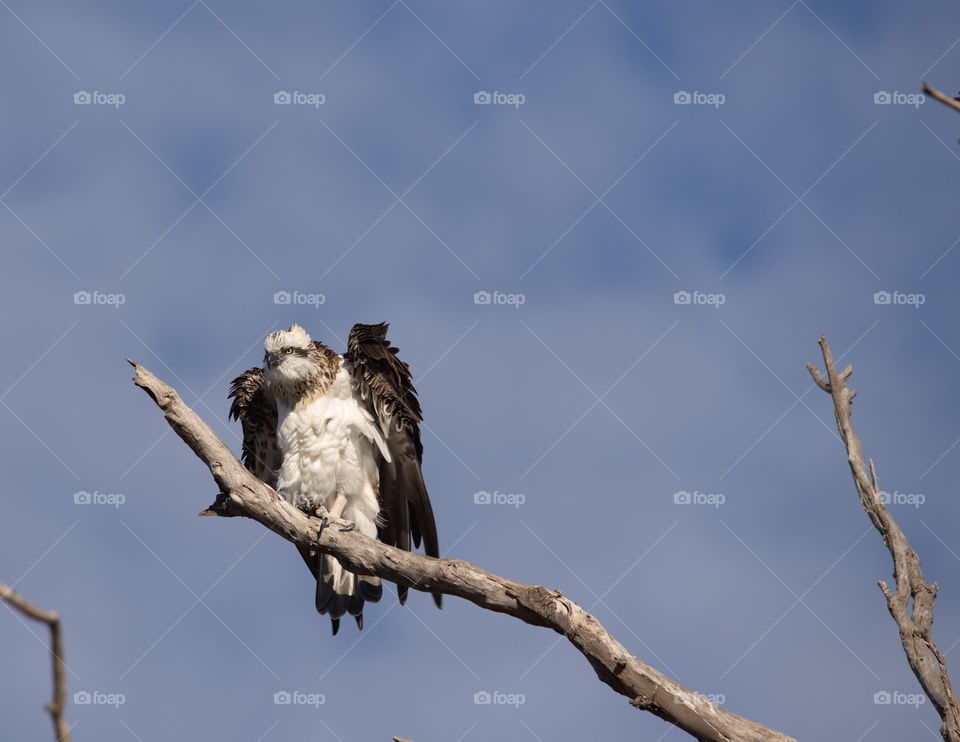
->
(314, 554), (381, 635)
(358, 574), (382, 602)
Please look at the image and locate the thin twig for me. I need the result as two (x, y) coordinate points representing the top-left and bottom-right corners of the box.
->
(808, 335), (960, 742)
(923, 82), (960, 114)
(0, 583), (71, 742)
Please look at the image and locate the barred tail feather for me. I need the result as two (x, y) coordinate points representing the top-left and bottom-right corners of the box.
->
(315, 555), (382, 635)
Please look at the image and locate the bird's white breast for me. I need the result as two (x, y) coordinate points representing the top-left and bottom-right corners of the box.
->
(274, 362), (384, 536)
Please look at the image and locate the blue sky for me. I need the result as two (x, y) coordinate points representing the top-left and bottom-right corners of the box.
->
(3, 1), (960, 739)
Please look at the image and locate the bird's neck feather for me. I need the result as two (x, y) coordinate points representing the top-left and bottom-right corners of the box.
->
(269, 347), (339, 407)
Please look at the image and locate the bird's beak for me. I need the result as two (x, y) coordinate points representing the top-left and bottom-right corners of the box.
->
(265, 352), (281, 369)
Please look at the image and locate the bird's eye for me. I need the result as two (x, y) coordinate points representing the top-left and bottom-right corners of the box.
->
(284, 347), (294, 354)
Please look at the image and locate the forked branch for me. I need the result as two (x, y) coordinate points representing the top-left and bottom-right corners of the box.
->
(0, 583), (71, 742)
(808, 335), (960, 741)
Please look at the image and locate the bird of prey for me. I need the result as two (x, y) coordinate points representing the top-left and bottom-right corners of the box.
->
(229, 322), (441, 634)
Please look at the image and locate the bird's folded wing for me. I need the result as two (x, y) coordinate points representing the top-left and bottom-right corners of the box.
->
(228, 366), (281, 488)
(345, 323), (442, 608)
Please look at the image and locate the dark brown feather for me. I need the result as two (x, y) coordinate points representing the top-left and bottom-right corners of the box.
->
(228, 367), (280, 487)
(346, 323), (442, 609)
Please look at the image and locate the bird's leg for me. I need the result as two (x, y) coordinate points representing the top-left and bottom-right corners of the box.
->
(314, 506), (330, 546)
(329, 493), (355, 532)
(316, 493), (355, 534)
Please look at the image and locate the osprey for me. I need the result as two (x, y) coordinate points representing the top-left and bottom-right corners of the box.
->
(228, 322), (442, 634)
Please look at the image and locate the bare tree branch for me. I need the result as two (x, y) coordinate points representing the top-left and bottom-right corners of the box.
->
(0, 583), (71, 742)
(808, 335), (960, 742)
(129, 359), (797, 742)
(923, 82), (960, 114)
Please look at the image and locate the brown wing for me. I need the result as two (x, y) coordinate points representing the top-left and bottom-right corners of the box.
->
(346, 322), (441, 608)
(228, 366), (280, 488)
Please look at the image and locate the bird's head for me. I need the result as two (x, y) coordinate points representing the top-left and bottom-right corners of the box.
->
(263, 323), (323, 389)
